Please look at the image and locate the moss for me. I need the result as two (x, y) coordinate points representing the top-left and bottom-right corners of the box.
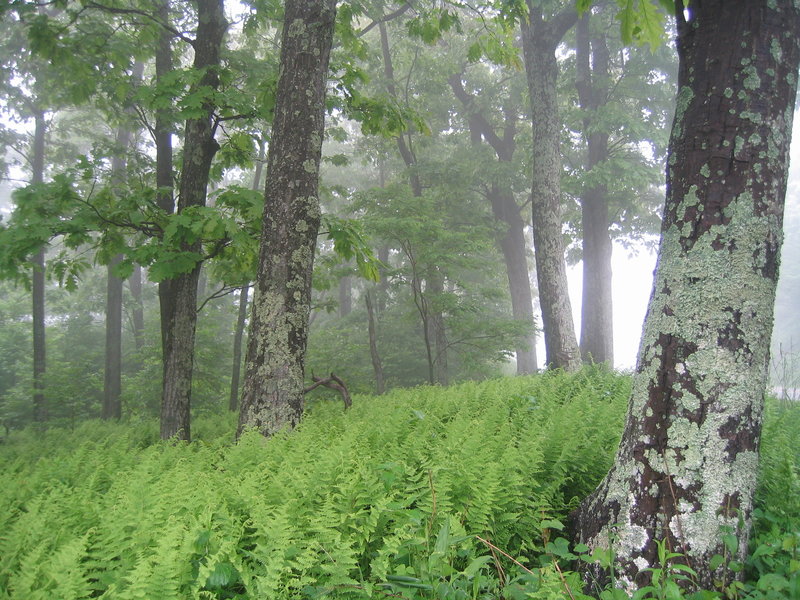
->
(770, 38), (783, 63)
(742, 65), (761, 90)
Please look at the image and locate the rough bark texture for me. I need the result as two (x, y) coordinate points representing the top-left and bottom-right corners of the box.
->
(448, 75), (538, 374)
(159, 0), (226, 441)
(237, 0), (337, 439)
(572, 1), (800, 591)
(31, 109), (47, 423)
(520, 3), (581, 371)
(576, 13), (614, 366)
(229, 284), (248, 412)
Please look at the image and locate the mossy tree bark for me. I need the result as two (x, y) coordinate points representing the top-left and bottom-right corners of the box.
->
(572, 0), (800, 591)
(237, 0), (337, 438)
(520, 2), (581, 372)
(159, 0), (227, 441)
(576, 12), (613, 366)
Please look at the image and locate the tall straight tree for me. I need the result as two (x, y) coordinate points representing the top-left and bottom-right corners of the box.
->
(519, 1), (581, 371)
(30, 108), (47, 423)
(575, 11), (613, 366)
(573, 0), (800, 590)
(159, 0), (227, 440)
(237, 0), (337, 438)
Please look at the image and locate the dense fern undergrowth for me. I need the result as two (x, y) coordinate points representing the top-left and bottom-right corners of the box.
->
(0, 369), (797, 599)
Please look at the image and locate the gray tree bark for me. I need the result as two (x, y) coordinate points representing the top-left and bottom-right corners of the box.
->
(31, 109), (47, 423)
(159, 0), (227, 441)
(572, 0), (800, 591)
(520, 2), (581, 371)
(237, 0), (337, 438)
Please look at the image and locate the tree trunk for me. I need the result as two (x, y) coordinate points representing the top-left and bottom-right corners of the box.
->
(377, 245), (390, 313)
(448, 74), (538, 374)
(576, 13), (614, 366)
(572, 0), (800, 591)
(428, 270), (449, 386)
(237, 0), (337, 439)
(520, 3), (581, 372)
(31, 109), (47, 423)
(155, 0), (177, 363)
(129, 265), (145, 353)
(228, 139), (263, 412)
(229, 285), (249, 411)
(103, 255), (123, 420)
(365, 290), (385, 394)
(159, 0), (226, 441)
(103, 103), (139, 420)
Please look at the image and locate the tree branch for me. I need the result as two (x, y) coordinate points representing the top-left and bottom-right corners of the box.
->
(304, 373), (352, 409)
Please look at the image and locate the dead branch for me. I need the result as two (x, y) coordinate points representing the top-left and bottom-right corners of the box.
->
(304, 373), (351, 410)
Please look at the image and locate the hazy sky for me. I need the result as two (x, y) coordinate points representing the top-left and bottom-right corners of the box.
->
(555, 109), (800, 371)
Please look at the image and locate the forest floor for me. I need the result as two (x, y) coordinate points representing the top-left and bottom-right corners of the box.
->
(0, 368), (797, 599)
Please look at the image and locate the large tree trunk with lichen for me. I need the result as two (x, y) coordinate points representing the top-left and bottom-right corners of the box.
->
(159, 0), (226, 441)
(237, 0), (337, 439)
(576, 12), (614, 366)
(572, 1), (800, 592)
(520, 3), (581, 372)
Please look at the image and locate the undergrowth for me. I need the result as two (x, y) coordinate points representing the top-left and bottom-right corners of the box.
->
(0, 368), (796, 599)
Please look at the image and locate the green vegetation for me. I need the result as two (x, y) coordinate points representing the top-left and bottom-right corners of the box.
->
(0, 370), (796, 599)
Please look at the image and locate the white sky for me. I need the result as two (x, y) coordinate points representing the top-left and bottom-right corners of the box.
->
(552, 109), (800, 371)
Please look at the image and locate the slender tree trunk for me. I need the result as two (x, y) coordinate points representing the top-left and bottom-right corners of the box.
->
(228, 139), (264, 412)
(103, 91), (140, 420)
(229, 285), (249, 411)
(365, 290), (385, 394)
(129, 265), (145, 353)
(494, 188), (539, 374)
(520, 3), (581, 371)
(237, 0), (337, 439)
(377, 245), (390, 313)
(31, 109), (47, 423)
(159, 0), (227, 441)
(576, 13), (614, 366)
(103, 255), (123, 420)
(428, 270), (449, 385)
(572, 1), (800, 591)
(380, 20), (449, 377)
